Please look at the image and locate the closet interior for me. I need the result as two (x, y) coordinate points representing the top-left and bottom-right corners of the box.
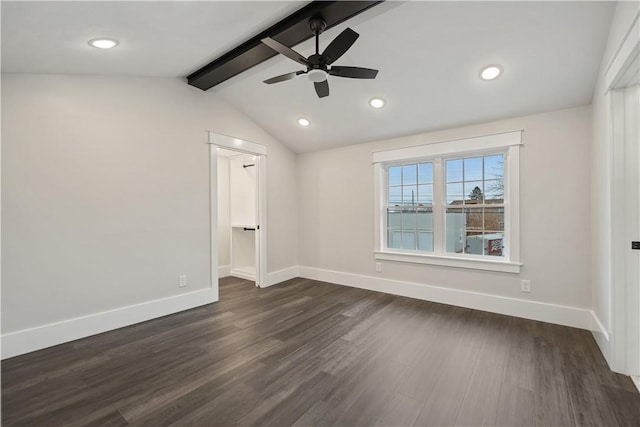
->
(217, 148), (258, 282)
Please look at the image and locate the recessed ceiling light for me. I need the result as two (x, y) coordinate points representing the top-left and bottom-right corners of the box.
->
(89, 38), (119, 49)
(480, 65), (502, 81)
(369, 98), (385, 108)
(297, 118), (310, 127)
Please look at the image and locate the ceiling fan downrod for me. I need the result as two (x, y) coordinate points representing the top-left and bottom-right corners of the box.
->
(309, 18), (326, 56)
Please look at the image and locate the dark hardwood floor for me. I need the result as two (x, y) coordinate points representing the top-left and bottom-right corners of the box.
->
(2, 277), (639, 426)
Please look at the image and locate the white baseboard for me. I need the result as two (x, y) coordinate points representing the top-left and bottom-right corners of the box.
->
(219, 265), (231, 278)
(590, 311), (612, 366)
(298, 266), (595, 331)
(230, 269), (255, 281)
(1, 288), (218, 360)
(263, 266), (299, 288)
(2, 266), (603, 360)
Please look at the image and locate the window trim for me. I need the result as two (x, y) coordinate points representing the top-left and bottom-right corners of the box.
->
(373, 131), (522, 273)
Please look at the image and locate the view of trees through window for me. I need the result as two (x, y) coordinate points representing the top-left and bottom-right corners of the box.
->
(386, 153), (505, 257)
(445, 154), (504, 256)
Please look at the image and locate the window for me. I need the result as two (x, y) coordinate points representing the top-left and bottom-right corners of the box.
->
(444, 154), (504, 256)
(374, 131), (521, 273)
(387, 162), (433, 251)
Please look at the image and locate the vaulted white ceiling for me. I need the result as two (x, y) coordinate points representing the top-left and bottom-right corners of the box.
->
(2, 1), (615, 153)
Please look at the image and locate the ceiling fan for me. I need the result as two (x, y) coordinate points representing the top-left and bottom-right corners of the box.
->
(261, 18), (378, 98)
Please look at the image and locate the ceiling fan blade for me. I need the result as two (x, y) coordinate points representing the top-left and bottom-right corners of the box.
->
(263, 70), (305, 84)
(261, 37), (309, 66)
(314, 80), (329, 98)
(322, 28), (359, 65)
(329, 66), (378, 79)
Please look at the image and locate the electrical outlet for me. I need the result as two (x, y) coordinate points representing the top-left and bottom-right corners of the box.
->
(521, 279), (531, 293)
(375, 262), (382, 273)
(179, 274), (187, 288)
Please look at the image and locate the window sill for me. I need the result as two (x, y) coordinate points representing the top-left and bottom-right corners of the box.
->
(374, 250), (522, 273)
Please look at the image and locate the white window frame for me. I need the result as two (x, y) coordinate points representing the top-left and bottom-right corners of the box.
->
(373, 131), (522, 273)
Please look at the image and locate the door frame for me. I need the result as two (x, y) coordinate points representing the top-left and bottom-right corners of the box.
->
(610, 86), (640, 377)
(606, 7), (640, 377)
(207, 132), (267, 290)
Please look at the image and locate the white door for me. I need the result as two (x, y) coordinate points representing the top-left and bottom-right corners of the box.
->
(623, 85), (640, 376)
(612, 84), (640, 376)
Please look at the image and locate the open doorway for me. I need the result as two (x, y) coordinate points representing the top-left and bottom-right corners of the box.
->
(208, 132), (267, 294)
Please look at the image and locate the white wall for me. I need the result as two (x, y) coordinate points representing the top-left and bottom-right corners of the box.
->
(229, 154), (257, 227)
(590, 1), (640, 366)
(217, 156), (230, 271)
(1, 74), (298, 343)
(298, 106), (592, 316)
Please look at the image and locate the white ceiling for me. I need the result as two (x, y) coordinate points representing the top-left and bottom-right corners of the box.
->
(1, 1), (301, 77)
(2, 1), (615, 153)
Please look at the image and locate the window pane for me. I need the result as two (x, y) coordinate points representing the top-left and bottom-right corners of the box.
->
(416, 208), (433, 229)
(417, 184), (433, 205)
(484, 154), (504, 180)
(484, 207), (504, 232)
(465, 207), (483, 234)
(446, 182), (463, 205)
(389, 186), (402, 206)
(402, 209), (417, 229)
(403, 185), (417, 206)
(446, 159), (463, 182)
(485, 234), (504, 257)
(464, 157), (483, 181)
(484, 179), (503, 202)
(418, 162), (433, 184)
(401, 231), (416, 250)
(402, 164), (417, 186)
(446, 208), (464, 253)
(464, 181), (484, 203)
(387, 208), (402, 228)
(388, 229), (403, 249)
(388, 166), (402, 186)
(466, 232), (484, 255)
(418, 231), (433, 251)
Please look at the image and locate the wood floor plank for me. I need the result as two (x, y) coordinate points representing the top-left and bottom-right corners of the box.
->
(561, 349), (620, 427)
(373, 392), (423, 427)
(2, 277), (638, 427)
(118, 337), (284, 422)
(292, 400), (347, 427)
(413, 340), (483, 427)
(454, 314), (511, 426)
(494, 384), (536, 427)
(531, 336), (577, 427)
(251, 371), (339, 427)
(603, 384), (640, 427)
(127, 362), (267, 426)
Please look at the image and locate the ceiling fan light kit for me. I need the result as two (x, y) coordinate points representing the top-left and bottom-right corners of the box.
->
(261, 17), (379, 98)
(307, 69), (328, 82)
